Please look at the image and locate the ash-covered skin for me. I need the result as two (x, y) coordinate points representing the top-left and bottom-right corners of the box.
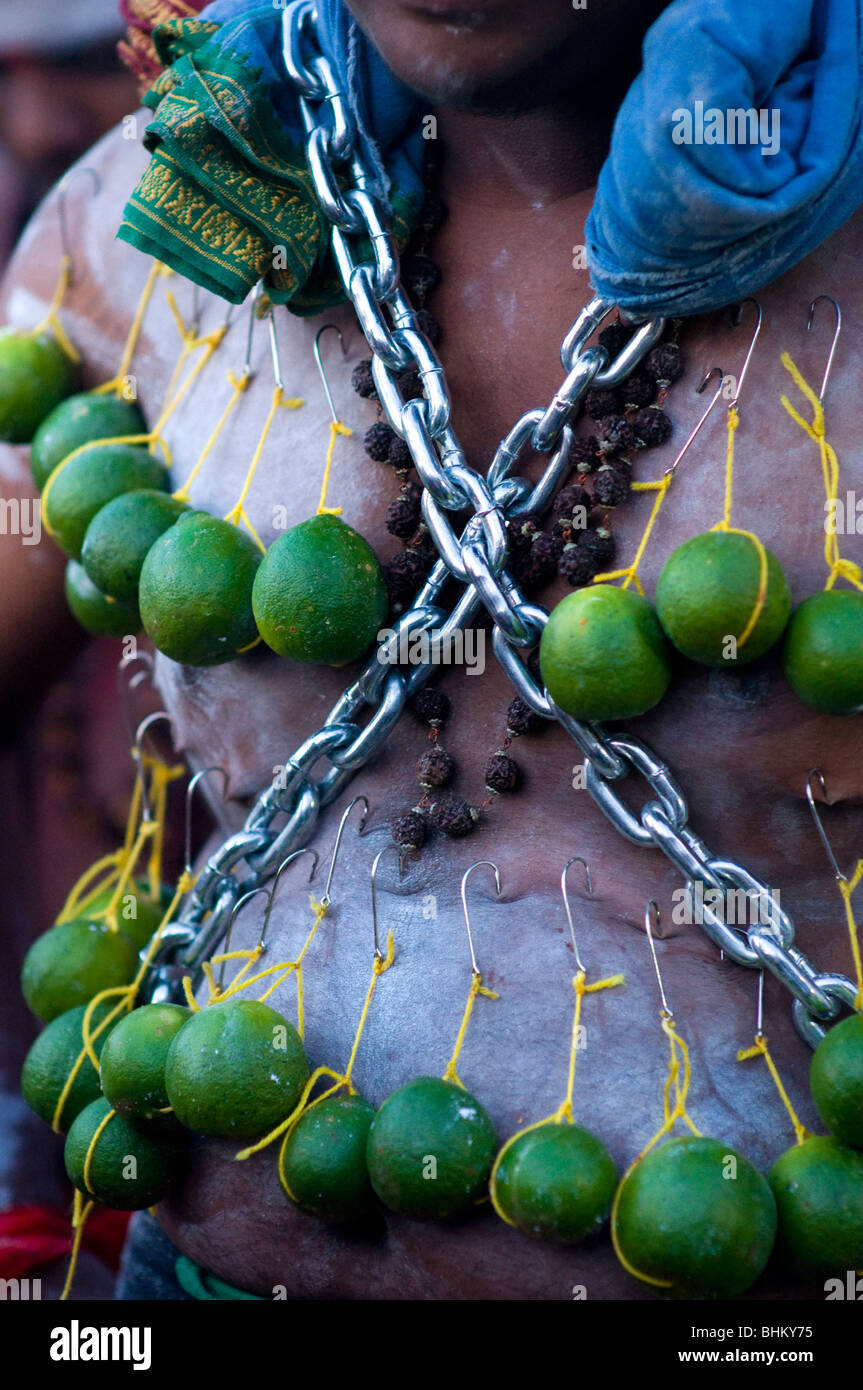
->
(3, 101), (863, 1298)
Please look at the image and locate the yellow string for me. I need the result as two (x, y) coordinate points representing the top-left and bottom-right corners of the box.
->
(737, 1033), (811, 1146)
(234, 928), (397, 1166)
(223, 384), (303, 551)
(82, 1106), (117, 1194)
(173, 369), (252, 502)
(780, 352), (863, 594)
(610, 1015), (701, 1288)
(29, 255), (80, 363)
(838, 861), (863, 1006)
(93, 261), (171, 398)
(489, 969), (624, 1226)
(699, 404), (769, 650)
(594, 478), (669, 595)
(40, 430), (171, 541)
(442, 970), (499, 1089)
(59, 1190), (94, 1302)
(316, 420), (352, 516)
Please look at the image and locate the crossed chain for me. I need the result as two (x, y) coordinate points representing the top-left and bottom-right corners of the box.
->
(145, 0), (857, 1047)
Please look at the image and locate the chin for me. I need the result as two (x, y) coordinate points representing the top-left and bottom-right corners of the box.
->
(344, 0), (622, 111)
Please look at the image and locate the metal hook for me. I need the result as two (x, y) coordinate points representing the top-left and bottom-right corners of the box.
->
(267, 303), (284, 391)
(370, 843), (413, 962)
(664, 366), (726, 481)
(57, 167), (100, 284)
(807, 295), (842, 404)
(644, 900), (672, 1018)
(560, 856), (592, 973)
(184, 766), (229, 876)
(321, 795), (370, 906)
(258, 846), (319, 947)
(117, 650), (155, 749)
(314, 324), (348, 424)
(806, 768), (847, 883)
(755, 968), (765, 1041)
(460, 861), (502, 977)
(132, 711), (175, 822)
(728, 298), (763, 410)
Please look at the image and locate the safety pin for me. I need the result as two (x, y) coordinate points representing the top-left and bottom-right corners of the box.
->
(560, 856), (592, 973)
(57, 167), (100, 284)
(644, 900), (673, 1018)
(314, 324), (349, 424)
(806, 768), (848, 883)
(460, 861), (502, 978)
(807, 295), (842, 405)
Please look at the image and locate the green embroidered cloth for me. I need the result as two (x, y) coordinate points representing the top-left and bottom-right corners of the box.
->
(117, 16), (416, 315)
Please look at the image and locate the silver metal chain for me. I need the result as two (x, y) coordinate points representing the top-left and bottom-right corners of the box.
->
(146, 0), (858, 1049)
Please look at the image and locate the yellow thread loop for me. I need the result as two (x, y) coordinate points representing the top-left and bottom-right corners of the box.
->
(59, 1191), (94, 1302)
(442, 971), (499, 1089)
(316, 419), (352, 516)
(223, 384), (304, 549)
(737, 1033), (811, 1146)
(30, 255), (80, 363)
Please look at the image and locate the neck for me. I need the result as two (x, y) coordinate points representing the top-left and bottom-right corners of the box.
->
(433, 37), (644, 210)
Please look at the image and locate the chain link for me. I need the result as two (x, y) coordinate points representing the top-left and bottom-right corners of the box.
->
(145, 1), (858, 1049)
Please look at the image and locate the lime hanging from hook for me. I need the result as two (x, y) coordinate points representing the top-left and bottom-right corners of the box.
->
(782, 589), (863, 714)
(769, 1135), (863, 1277)
(0, 328), (78, 443)
(31, 392), (145, 490)
(252, 513), (388, 666)
(64, 1097), (185, 1210)
(281, 1093), (378, 1222)
(21, 919), (138, 1024)
(492, 1122), (617, 1245)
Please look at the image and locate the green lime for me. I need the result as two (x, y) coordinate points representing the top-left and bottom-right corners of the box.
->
(21, 919), (138, 1023)
(282, 1093), (377, 1221)
(31, 391), (145, 491)
(783, 589), (863, 715)
(44, 441), (168, 559)
(21, 1002), (119, 1133)
(164, 998), (309, 1140)
(82, 490), (188, 600)
(83, 877), (173, 951)
(366, 1076), (497, 1221)
(64, 560), (141, 638)
(492, 1121), (617, 1245)
(64, 1096), (184, 1209)
(139, 511), (261, 667)
(810, 1013), (863, 1149)
(252, 513), (388, 665)
(100, 1003), (190, 1122)
(615, 1135), (777, 1297)
(655, 531), (791, 667)
(769, 1135), (863, 1277)
(539, 584), (671, 720)
(0, 328), (77, 443)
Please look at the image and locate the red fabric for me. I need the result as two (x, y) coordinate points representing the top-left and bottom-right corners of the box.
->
(0, 1203), (132, 1278)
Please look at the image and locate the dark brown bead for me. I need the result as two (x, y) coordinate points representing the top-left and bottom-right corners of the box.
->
(598, 414), (636, 453)
(403, 254), (441, 300)
(553, 483), (592, 519)
(417, 745), (456, 788)
(485, 751), (521, 793)
(558, 543), (597, 587)
(411, 688), (450, 725)
(571, 435), (601, 475)
(364, 421), (397, 462)
(621, 371), (656, 409)
(388, 436), (413, 470)
(598, 321), (633, 356)
(414, 308), (442, 346)
(386, 483), (422, 539)
(577, 525), (615, 566)
(520, 531), (560, 590)
(585, 387), (622, 421)
(384, 548), (427, 601)
(418, 191), (448, 235)
(429, 798), (478, 837)
(351, 358), (377, 399)
(506, 696), (544, 736)
(633, 406), (673, 449)
(391, 810), (427, 849)
(645, 342), (684, 385)
(593, 463), (631, 508)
